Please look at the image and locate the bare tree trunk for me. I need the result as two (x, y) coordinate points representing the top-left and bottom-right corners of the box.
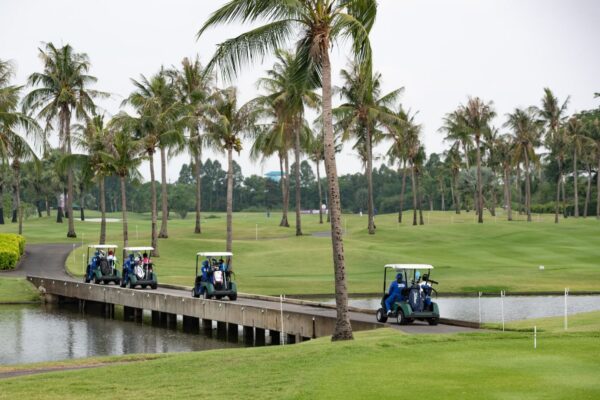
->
(226, 147), (233, 252)
(366, 126), (375, 234)
(11, 185), (17, 223)
(490, 171), (496, 217)
(99, 178), (107, 244)
(573, 149), (579, 218)
(440, 180), (445, 212)
(476, 135), (483, 223)
(524, 150), (532, 222)
(504, 167), (513, 221)
(399, 160), (407, 222)
(411, 164), (417, 226)
(279, 153), (290, 227)
(322, 49), (352, 341)
(561, 173), (567, 218)
(158, 146), (169, 238)
(120, 176), (129, 248)
(316, 159), (323, 224)
(516, 163), (523, 215)
(79, 186), (85, 221)
(0, 183), (4, 224)
(194, 130), (202, 234)
(583, 163), (591, 218)
(65, 112), (76, 237)
(417, 171), (424, 225)
(14, 167), (22, 234)
(294, 123), (302, 236)
(149, 150), (159, 257)
(45, 196), (50, 217)
(555, 160), (562, 223)
(453, 171), (461, 214)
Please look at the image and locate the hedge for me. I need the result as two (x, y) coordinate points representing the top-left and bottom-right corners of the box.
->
(0, 233), (26, 270)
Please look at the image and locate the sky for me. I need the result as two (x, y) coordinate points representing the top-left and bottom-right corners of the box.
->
(1, 0), (599, 182)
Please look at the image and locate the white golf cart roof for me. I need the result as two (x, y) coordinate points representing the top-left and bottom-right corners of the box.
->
(385, 264), (434, 270)
(88, 244), (118, 249)
(197, 252), (233, 257)
(124, 247), (154, 252)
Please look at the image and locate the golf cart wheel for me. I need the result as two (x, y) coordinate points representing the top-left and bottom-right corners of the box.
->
(192, 289), (199, 298)
(94, 277), (101, 284)
(129, 281), (135, 289)
(376, 308), (388, 323)
(202, 291), (210, 300)
(84, 278), (90, 284)
(151, 283), (157, 290)
(120, 282), (126, 288)
(428, 318), (439, 326)
(397, 309), (408, 325)
(229, 293), (237, 301)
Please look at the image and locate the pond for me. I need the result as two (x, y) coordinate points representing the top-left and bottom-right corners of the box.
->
(0, 304), (243, 365)
(322, 295), (600, 323)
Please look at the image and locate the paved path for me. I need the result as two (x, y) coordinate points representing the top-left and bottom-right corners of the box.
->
(4, 243), (480, 335)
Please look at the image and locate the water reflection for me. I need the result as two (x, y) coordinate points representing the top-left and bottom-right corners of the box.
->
(0, 305), (242, 365)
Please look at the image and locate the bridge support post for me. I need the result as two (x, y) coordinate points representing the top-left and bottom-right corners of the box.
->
(166, 313), (177, 329)
(227, 323), (238, 342)
(123, 306), (134, 321)
(134, 308), (143, 323)
(160, 312), (168, 327)
(270, 330), (281, 345)
(183, 316), (200, 334)
(151, 311), (161, 326)
(202, 319), (213, 336)
(243, 326), (254, 345)
(216, 321), (227, 339)
(255, 328), (265, 346)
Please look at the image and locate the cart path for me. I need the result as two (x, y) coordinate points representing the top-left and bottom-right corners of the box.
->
(4, 243), (480, 334)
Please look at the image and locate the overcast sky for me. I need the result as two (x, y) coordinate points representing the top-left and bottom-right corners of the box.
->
(1, 0), (599, 182)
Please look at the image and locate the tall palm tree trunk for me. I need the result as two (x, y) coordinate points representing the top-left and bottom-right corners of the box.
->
(504, 167), (512, 221)
(440, 181), (445, 212)
(490, 172), (496, 217)
(13, 166), (22, 235)
(226, 147), (233, 252)
(120, 176), (129, 248)
(365, 127), (375, 234)
(417, 171), (424, 225)
(79, 185), (85, 221)
(453, 171), (461, 214)
(516, 164), (523, 215)
(158, 146), (169, 238)
(573, 149), (579, 218)
(476, 135), (483, 223)
(316, 159), (323, 224)
(524, 150), (532, 222)
(194, 141), (202, 234)
(294, 124), (302, 236)
(66, 117), (76, 237)
(322, 48), (352, 341)
(597, 156), (600, 220)
(281, 153), (291, 227)
(99, 177), (107, 244)
(584, 164), (591, 218)
(411, 165), (417, 226)
(554, 161), (562, 223)
(399, 161), (407, 222)
(148, 150), (159, 257)
(279, 154), (289, 227)
(561, 173), (567, 218)
(0, 183), (4, 224)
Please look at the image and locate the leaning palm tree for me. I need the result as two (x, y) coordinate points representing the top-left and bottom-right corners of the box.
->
(171, 56), (213, 234)
(23, 43), (106, 238)
(334, 61), (402, 234)
(203, 87), (255, 252)
(102, 123), (143, 249)
(457, 97), (496, 223)
(198, 0), (377, 341)
(538, 88), (569, 223)
(505, 107), (542, 222)
(565, 116), (590, 218)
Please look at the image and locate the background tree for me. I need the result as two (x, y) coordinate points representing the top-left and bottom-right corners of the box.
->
(565, 116), (589, 217)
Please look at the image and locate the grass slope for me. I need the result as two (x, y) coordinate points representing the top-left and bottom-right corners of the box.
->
(0, 277), (39, 303)
(0, 329), (598, 399)
(1, 210), (599, 295)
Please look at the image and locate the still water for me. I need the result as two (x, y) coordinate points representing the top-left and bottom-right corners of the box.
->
(328, 295), (600, 323)
(0, 304), (243, 365)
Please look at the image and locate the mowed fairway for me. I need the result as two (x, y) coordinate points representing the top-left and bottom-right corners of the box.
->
(0, 328), (598, 400)
(2, 210), (600, 295)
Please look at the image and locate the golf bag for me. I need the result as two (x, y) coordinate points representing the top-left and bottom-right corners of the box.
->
(408, 286), (424, 312)
(99, 258), (111, 276)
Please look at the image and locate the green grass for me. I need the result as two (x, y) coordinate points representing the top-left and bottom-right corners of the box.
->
(0, 277), (39, 303)
(0, 328), (598, 399)
(486, 310), (600, 333)
(2, 210), (600, 295)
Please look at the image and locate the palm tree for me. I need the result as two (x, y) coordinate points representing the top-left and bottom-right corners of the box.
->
(23, 43), (105, 238)
(123, 71), (185, 254)
(505, 107), (542, 222)
(203, 87), (254, 252)
(565, 116), (590, 218)
(8, 135), (38, 234)
(440, 110), (473, 169)
(580, 113), (600, 219)
(171, 56), (213, 234)
(457, 97), (496, 223)
(538, 88), (569, 223)
(198, 0), (377, 341)
(102, 122), (143, 248)
(335, 61), (402, 234)
(307, 127), (325, 224)
(494, 134), (514, 221)
(444, 143), (463, 214)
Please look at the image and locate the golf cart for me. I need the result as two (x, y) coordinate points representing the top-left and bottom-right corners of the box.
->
(84, 244), (121, 285)
(191, 252), (237, 300)
(376, 264), (440, 325)
(121, 246), (158, 289)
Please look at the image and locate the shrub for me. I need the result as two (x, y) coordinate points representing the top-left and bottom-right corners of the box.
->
(0, 233), (26, 270)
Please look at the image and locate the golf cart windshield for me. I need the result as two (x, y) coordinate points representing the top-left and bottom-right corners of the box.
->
(383, 264), (434, 293)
